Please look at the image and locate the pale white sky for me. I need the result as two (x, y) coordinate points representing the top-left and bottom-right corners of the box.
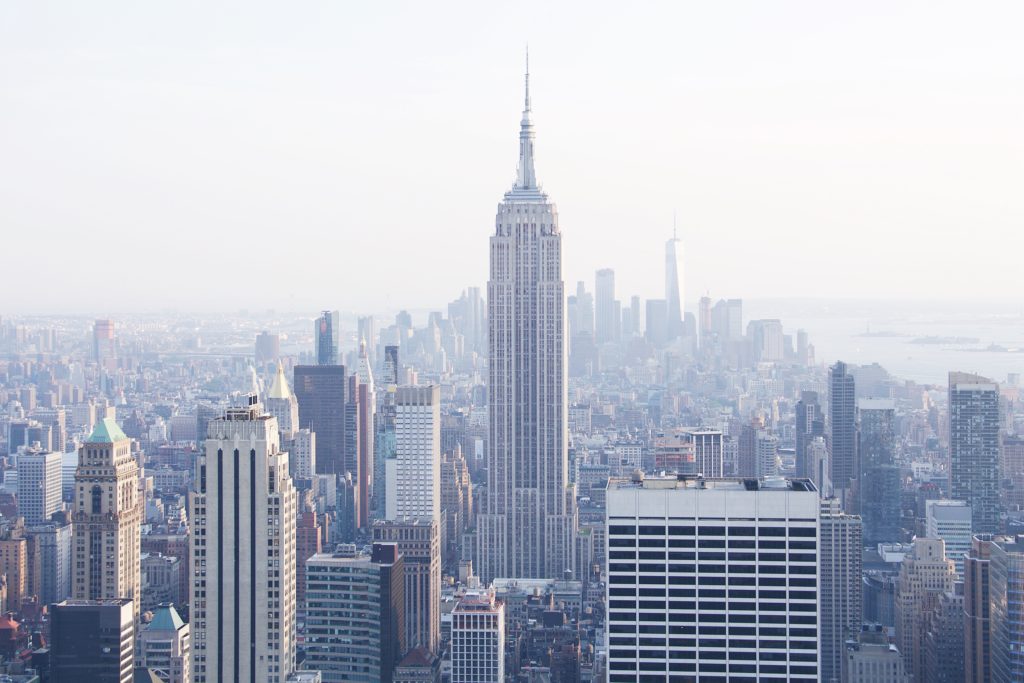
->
(2, 1), (1022, 315)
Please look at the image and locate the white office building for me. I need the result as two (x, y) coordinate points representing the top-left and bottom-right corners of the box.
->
(386, 385), (440, 522)
(925, 499), (972, 576)
(687, 429), (724, 478)
(17, 449), (62, 525)
(451, 590), (505, 683)
(606, 475), (820, 681)
(190, 396), (298, 683)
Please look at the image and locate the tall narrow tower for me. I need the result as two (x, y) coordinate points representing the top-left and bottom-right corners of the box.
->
(665, 228), (684, 340)
(190, 396), (298, 683)
(478, 57), (576, 582)
(72, 418), (142, 623)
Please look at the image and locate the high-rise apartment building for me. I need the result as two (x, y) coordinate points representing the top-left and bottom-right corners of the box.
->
(895, 537), (957, 682)
(829, 361), (857, 503)
(315, 310), (339, 366)
(50, 599), (135, 683)
(820, 497), (863, 683)
(665, 231), (684, 340)
(925, 499), (972, 576)
(949, 372), (1001, 533)
(451, 590), (505, 683)
(17, 448), (62, 525)
(858, 398), (901, 545)
(478, 63), (576, 582)
(72, 418), (142, 624)
(189, 397), (298, 683)
(305, 543), (405, 683)
(605, 475), (820, 681)
(294, 364), (348, 477)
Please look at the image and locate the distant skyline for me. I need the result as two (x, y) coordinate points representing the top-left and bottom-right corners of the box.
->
(3, 2), (1023, 313)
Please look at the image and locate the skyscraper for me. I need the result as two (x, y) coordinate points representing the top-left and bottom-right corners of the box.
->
(989, 535), (1024, 682)
(665, 230), (684, 340)
(372, 519), (441, 654)
(189, 396), (298, 683)
(949, 372), (1001, 533)
(305, 542), (405, 683)
(93, 318), (116, 365)
(820, 497), (863, 683)
(858, 398), (901, 545)
(478, 60), (576, 582)
(594, 268), (618, 344)
(72, 418), (142, 624)
(925, 499), (972, 576)
(376, 384), (442, 654)
(794, 391), (824, 482)
(605, 475), (820, 680)
(895, 537), (956, 682)
(294, 364), (348, 476)
(355, 343), (376, 527)
(315, 309), (339, 366)
(965, 533), (999, 683)
(17, 448), (62, 525)
(829, 361), (857, 504)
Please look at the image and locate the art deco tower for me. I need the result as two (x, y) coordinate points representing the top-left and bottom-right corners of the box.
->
(477, 59), (577, 582)
(72, 418), (142, 623)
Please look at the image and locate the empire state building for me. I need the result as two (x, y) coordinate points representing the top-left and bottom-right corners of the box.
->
(477, 60), (577, 582)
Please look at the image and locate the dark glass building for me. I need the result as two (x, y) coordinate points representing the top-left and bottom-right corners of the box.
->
(294, 365), (348, 477)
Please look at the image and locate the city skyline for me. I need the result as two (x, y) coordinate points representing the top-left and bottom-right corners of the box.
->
(4, 3), (1024, 313)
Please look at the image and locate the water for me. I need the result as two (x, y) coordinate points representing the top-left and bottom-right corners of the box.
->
(744, 299), (1024, 385)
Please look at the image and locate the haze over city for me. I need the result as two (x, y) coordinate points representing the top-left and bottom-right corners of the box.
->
(4, 1), (1024, 314)
(3, 4), (1024, 683)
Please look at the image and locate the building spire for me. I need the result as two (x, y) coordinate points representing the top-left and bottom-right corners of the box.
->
(515, 46), (538, 190)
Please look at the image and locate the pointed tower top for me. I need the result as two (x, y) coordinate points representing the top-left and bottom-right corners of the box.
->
(513, 47), (539, 193)
(525, 45), (531, 112)
(267, 362), (293, 400)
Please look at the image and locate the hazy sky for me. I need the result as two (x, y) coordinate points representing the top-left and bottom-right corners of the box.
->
(2, 1), (1023, 315)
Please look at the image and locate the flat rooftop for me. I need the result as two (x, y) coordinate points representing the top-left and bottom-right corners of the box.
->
(608, 475), (817, 493)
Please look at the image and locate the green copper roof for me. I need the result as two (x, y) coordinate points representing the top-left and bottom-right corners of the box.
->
(86, 417), (128, 443)
(146, 603), (185, 632)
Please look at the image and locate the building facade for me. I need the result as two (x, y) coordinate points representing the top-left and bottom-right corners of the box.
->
(17, 449), (62, 525)
(451, 590), (505, 683)
(50, 599), (135, 683)
(189, 397), (298, 683)
(821, 497), (863, 683)
(605, 476), (820, 681)
(304, 543), (405, 683)
(829, 361), (856, 503)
